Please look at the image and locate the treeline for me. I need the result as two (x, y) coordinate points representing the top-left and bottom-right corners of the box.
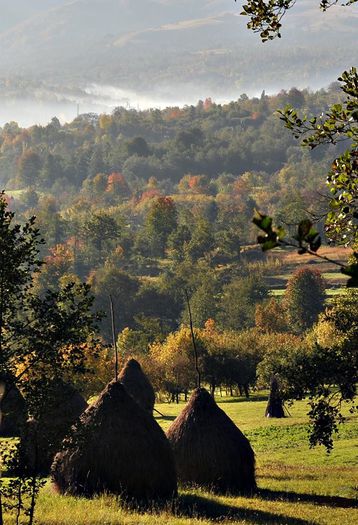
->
(0, 86), (346, 345)
(1, 84), (343, 196)
(73, 285), (357, 406)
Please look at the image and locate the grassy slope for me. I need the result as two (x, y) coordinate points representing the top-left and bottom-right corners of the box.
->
(18, 396), (358, 525)
(265, 246), (352, 299)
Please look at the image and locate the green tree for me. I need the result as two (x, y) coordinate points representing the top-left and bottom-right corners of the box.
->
(0, 193), (99, 524)
(88, 266), (139, 340)
(17, 150), (42, 188)
(283, 267), (326, 332)
(258, 293), (358, 450)
(145, 197), (178, 257)
(82, 213), (120, 254)
(126, 137), (150, 157)
(279, 69), (358, 247)
(219, 273), (268, 329)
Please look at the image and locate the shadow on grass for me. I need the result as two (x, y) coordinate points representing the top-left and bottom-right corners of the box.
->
(258, 488), (358, 509)
(213, 395), (269, 404)
(154, 414), (176, 422)
(175, 494), (317, 525)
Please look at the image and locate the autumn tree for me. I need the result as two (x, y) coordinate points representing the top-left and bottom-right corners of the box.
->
(255, 297), (288, 333)
(149, 327), (199, 401)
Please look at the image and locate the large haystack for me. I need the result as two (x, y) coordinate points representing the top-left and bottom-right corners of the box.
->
(167, 388), (256, 494)
(265, 376), (285, 418)
(119, 358), (155, 413)
(25, 381), (88, 474)
(0, 380), (27, 437)
(51, 380), (177, 504)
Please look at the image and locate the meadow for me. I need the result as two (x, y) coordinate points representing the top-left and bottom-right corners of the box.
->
(19, 395), (358, 525)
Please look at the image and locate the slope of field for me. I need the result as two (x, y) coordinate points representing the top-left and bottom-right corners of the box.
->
(22, 396), (357, 525)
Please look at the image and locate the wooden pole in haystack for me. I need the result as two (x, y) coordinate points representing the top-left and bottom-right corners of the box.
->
(184, 289), (201, 389)
(109, 295), (118, 381)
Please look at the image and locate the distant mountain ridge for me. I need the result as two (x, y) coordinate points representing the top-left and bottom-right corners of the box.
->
(0, 0), (356, 98)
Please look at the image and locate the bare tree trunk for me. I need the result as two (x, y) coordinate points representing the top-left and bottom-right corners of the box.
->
(0, 489), (4, 525)
(109, 295), (118, 381)
(184, 290), (201, 389)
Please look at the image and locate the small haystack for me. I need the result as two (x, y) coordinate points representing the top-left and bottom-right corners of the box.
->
(119, 358), (155, 413)
(51, 380), (177, 504)
(0, 380), (27, 437)
(167, 388), (256, 494)
(265, 376), (285, 418)
(25, 381), (88, 474)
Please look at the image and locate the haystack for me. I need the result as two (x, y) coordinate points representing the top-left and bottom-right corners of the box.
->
(51, 380), (177, 504)
(265, 376), (285, 418)
(167, 388), (256, 493)
(25, 381), (88, 474)
(119, 358), (155, 413)
(0, 380), (27, 437)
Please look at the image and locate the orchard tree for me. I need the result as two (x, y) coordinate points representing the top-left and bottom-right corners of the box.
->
(255, 297), (288, 333)
(257, 294), (357, 450)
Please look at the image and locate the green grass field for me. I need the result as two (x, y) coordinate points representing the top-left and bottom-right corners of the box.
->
(5, 395), (356, 525)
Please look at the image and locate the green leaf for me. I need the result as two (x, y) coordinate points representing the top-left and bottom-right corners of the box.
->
(298, 219), (313, 240)
(253, 212), (273, 233)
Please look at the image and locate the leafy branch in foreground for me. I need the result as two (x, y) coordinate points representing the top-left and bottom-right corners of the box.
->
(278, 67), (358, 247)
(237, 1), (357, 41)
(253, 212), (358, 286)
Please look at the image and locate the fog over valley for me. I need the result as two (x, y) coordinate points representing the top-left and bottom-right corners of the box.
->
(0, 0), (356, 126)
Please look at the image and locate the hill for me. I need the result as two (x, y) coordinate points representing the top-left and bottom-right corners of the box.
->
(0, 0), (356, 102)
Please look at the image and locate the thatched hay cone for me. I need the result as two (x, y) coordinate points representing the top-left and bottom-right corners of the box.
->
(25, 381), (88, 474)
(119, 358), (155, 413)
(0, 380), (27, 437)
(167, 388), (256, 494)
(265, 376), (285, 418)
(51, 380), (177, 504)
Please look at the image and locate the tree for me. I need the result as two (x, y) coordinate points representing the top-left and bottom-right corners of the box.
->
(257, 293), (358, 450)
(149, 327), (200, 401)
(255, 297), (288, 333)
(247, 0), (358, 449)
(283, 268), (326, 332)
(126, 137), (150, 157)
(17, 150), (42, 188)
(145, 197), (178, 257)
(82, 213), (120, 254)
(279, 68), (358, 248)
(219, 273), (268, 329)
(88, 266), (139, 340)
(238, 1), (357, 41)
(0, 193), (99, 524)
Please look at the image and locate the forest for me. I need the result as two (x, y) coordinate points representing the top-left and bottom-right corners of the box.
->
(0, 9), (357, 523)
